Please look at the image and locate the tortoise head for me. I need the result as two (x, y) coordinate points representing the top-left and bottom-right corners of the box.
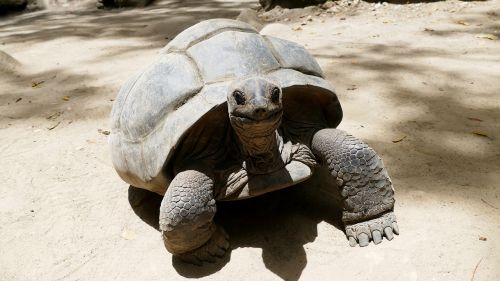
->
(227, 77), (283, 138)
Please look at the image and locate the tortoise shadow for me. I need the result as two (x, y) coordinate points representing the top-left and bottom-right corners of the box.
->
(128, 180), (344, 280)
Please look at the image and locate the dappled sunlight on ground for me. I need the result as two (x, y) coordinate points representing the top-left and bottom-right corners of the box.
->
(0, 0), (499, 280)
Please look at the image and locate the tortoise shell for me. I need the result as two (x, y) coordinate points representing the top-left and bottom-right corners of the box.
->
(110, 19), (342, 194)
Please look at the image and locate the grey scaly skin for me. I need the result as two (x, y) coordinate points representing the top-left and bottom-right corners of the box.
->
(159, 77), (398, 264)
(159, 170), (228, 265)
(310, 129), (399, 246)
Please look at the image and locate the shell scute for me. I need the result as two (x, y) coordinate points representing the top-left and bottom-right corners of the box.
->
(118, 53), (203, 140)
(187, 31), (280, 83)
(162, 18), (257, 53)
(264, 36), (324, 77)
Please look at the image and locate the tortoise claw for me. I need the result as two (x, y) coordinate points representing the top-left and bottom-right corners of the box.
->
(345, 212), (399, 247)
(372, 230), (382, 245)
(349, 236), (357, 247)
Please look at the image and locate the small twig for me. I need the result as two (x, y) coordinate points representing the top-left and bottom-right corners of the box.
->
(31, 80), (45, 87)
(471, 257), (483, 281)
(481, 198), (500, 210)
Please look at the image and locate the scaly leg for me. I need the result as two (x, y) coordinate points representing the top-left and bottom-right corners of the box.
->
(311, 129), (399, 247)
(159, 170), (229, 264)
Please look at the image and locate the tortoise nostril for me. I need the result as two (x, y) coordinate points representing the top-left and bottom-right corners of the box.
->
(254, 108), (267, 115)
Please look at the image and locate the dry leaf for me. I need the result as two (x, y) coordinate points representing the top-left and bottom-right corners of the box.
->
(456, 20), (469, 26)
(476, 34), (498, 40)
(62, 96), (70, 101)
(467, 117), (483, 122)
(31, 80), (45, 88)
(392, 136), (407, 143)
(472, 131), (489, 138)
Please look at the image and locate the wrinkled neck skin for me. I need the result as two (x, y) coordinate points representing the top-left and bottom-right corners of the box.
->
(230, 117), (285, 175)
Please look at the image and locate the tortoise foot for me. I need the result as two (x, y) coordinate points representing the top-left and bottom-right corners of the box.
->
(175, 225), (229, 266)
(345, 212), (399, 247)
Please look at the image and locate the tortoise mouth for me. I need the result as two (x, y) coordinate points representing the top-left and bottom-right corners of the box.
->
(229, 109), (283, 137)
(230, 109), (283, 124)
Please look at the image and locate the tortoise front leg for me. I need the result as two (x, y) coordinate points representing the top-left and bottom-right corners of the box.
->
(160, 170), (229, 265)
(311, 129), (399, 247)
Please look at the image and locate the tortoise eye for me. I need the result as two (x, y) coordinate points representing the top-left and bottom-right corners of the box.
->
(271, 87), (280, 103)
(233, 90), (245, 105)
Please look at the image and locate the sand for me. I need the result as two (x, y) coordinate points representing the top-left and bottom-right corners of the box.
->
(0, 0), (499, 280)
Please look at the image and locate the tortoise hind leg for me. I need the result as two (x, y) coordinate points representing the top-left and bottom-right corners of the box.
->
(310, 128), (399, 247)
(160, 170), (229, 265)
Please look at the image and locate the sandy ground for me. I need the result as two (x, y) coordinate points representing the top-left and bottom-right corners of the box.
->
(1, 0), (499, 280)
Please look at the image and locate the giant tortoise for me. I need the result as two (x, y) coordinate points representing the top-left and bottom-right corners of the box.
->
(110, 19), (399, 264)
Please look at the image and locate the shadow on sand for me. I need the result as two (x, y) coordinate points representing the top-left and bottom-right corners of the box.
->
(128, 179), (344, 280)
(0, 0), (255, 122)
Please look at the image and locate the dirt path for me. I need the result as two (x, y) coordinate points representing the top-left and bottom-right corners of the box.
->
(1, 0), (499, 280)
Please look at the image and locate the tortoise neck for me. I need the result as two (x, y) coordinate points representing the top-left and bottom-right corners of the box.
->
(236, 130), (284, 174)
(238, 130), (279, 156)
